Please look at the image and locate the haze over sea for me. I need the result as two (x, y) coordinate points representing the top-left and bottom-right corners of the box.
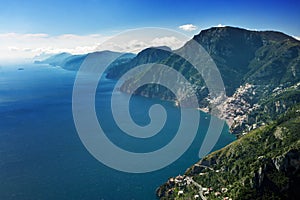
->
(0, 64), (235, 200)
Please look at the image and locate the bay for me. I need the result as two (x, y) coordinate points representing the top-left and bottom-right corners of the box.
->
(0, 64), (235, 200)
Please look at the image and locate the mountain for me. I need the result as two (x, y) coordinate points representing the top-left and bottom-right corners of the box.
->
(36, 51), (135, 71)
(117, 26), (300, 134)
(35, 52), (72, 66)
(106, 46), (172, 79)
(119, 26), (300, 97)
(192, 27), (300, 95)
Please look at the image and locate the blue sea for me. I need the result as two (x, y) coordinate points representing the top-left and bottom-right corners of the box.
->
(0, 64), (235, 200)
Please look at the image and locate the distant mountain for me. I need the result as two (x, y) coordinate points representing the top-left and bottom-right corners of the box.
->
(36, 51), (135, 71)
(35, 52), (72, 66)
(105, 46), (172, 79)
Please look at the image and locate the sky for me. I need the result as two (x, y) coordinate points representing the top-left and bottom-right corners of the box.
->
(0, 0), (299, 63)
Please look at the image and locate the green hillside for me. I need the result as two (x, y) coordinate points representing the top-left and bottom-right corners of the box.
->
(157, 104), (300, 199)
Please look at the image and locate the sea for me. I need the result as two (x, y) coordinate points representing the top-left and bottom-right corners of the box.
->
(0, 64), (235, 200)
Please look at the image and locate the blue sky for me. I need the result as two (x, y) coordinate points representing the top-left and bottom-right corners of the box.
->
(0, 0), (299, 35)
(0, 0), (299, 63)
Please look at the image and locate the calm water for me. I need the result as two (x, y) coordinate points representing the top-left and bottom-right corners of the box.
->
(0, 64), (235, 200)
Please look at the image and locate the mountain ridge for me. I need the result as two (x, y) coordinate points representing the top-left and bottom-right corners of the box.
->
(35, 50), (135, 71)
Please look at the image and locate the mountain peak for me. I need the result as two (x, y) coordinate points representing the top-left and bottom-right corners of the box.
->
(194, 26), (296, 43)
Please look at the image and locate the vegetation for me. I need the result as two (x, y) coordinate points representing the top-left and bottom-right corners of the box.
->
(158, 104), (300, 199)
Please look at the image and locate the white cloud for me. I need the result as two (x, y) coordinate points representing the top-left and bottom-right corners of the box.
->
(151, 36), (183, 48)
(294, 36), (300, 41)
(179, 24), (197, 31)
(0, 33), (109, 63)
(0, 33), (49, 39)
(96, 36), (185, 54)
(217, 24), (225, 28)
(0, 29), (189, 64)
(95, 29), (188, 54)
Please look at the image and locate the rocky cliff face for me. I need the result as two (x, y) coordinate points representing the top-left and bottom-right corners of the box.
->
(273, 149), (300, 176)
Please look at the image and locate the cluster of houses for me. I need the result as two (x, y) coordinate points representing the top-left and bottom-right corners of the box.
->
(214, 83), (261, 134)
(169, 175), (191, 187)
(272, 82), (300, 96)
(201, 186), (231, 199)
(169, 174), (232, 200)
(223, 81), (300, 135)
